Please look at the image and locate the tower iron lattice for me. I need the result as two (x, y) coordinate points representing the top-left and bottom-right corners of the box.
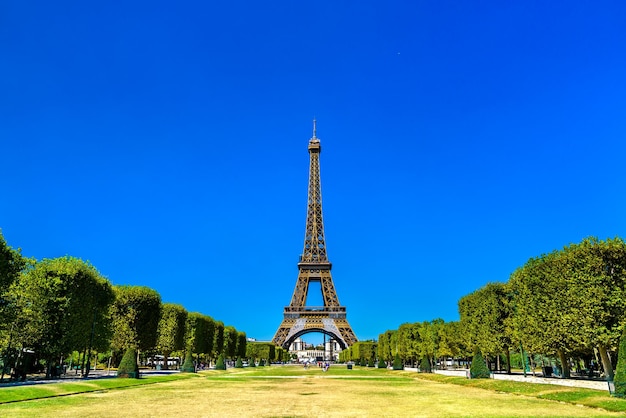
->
(272, 122), (357, 350)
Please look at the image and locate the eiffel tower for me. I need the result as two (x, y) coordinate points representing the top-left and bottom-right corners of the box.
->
(272, 121), (358, 350)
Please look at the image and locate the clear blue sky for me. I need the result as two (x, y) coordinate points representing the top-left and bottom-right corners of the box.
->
(2, 1), (625, 344)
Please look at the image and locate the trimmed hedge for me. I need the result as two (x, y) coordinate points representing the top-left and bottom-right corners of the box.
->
(470, 351), (491, 379)
(215, 354), (226, 370)
(117, 348), (139, 378)
(181, 351), (195, 373)
(392, 354), (404, 370)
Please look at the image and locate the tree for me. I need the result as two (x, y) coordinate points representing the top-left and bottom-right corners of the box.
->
(223, 326), (238, 359)
(508, 237), (626, 379)
(459, 283), (512, 372)
(213, 321), (224, 361)
(11, 257), (114, 377)
(156, 304), (187, 370)
(613, 327), (626, 397)
(110, 285), (161, 353)
(185, 313), (215, 365)
(0, 231), (28, 332)
(377, 330), (396, 364)
(246, 342), (259, 366)
(236, 332), (247, 359)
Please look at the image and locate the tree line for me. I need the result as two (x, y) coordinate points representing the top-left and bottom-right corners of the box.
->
(372, 237), (626, 380)
(0, 231), (253, 380)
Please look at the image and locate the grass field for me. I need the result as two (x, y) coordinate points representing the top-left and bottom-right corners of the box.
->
(1, 366), (624, 417)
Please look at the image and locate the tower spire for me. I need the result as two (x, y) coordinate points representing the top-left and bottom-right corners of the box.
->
(312, 119), (317, 140)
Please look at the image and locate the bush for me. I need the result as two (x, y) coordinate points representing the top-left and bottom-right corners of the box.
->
(360, 358), (367, 367)
(368, 358), (375, 367)
(215, 354), (226, 370)
(420, 356), (431, 373)
(470, 351), (491, 379)
(614, 328), (626, 397)
(249, 358), (256, 367)
(235, 358), (243, 368)
(378, 359), (387, 369)
(181, 351), (195, 373)
(258, 359), (265, 367)
(392, 354), (404, 370)
(117, 348), (139, 378)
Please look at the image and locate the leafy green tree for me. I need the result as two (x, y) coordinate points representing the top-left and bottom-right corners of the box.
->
(156, 304), (187, 370)
(377, 330), (396, 363)
(117, 347), (139, 378)
(0, 232), (28, 332)
(213, 321), (224, 361)
(110, 285), (161, 353)
(509, 237), (626, 379)
(236, 332), (247, 359)
(351, 341), (376, 363)
(223, 326), (238, 359)
(246, 342), (259, 366)
(417, 319), (443, 371)
(438, 321), (468, 365)
(12, 257), (114, 377)
(459, 283), (512, 372)
(613, 327), (626, 397)
(185, 313), (215, 367)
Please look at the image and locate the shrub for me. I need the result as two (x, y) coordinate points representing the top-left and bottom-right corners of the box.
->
(235, 358), (243, 368)
(249, 358), (256, 367)
(181, 351), (195, 373)
(258, 359), (265, 367)
(117, 348), (139, 378)
(368, 358), (375, 367)
(420, 356), (431, 373)
(470, 351), (491, 379)
(614, 328), (626, 397)
(392, 354), (404, 370)
(378, 359), (387, 369)
(360, 358), (367, 367)
(215, 354), (226, 370)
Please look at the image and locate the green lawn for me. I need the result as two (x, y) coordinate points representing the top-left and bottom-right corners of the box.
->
(0, 366), (624, 417)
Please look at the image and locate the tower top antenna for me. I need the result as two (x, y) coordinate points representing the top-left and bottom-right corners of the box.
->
(312, 119), (317, 140)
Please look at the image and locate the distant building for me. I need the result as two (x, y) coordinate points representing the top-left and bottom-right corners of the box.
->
(288, 337), (342, 362)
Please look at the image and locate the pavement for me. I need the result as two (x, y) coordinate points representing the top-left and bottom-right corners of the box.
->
(409, 368), (610, 391)
(0, 368), (180, 388)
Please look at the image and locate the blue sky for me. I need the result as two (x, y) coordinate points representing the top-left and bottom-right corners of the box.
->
(2, 1), (626, 344)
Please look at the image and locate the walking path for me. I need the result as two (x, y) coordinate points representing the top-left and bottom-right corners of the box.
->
(418, 368), (609, 391)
